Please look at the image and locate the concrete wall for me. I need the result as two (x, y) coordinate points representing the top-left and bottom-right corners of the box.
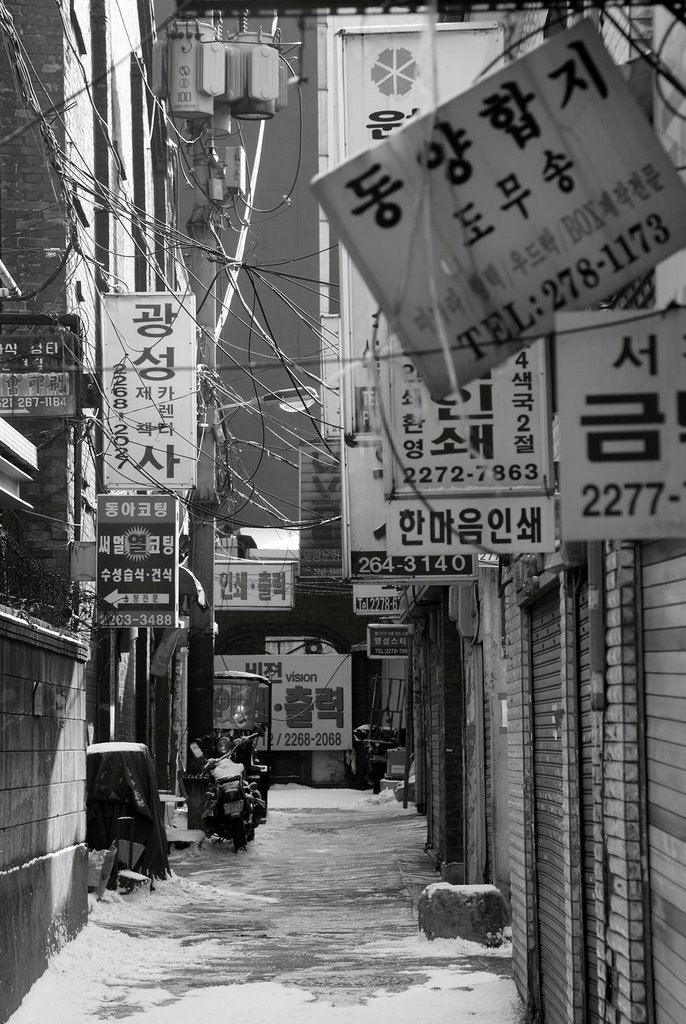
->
(0, 609), (89, 1024)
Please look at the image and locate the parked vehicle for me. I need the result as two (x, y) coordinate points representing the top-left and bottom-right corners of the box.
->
(190, 731), (267, 852)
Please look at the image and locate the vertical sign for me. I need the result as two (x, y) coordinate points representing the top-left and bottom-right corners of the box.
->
(97, 494), (179, 627)
(299, 441), (343, 577)
(556, 308), (686, 540)
(102, 293), (197, 490)
(333, 22), (505, 577)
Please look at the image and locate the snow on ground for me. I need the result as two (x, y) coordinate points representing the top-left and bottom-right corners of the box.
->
(8, 786), (523, 1024)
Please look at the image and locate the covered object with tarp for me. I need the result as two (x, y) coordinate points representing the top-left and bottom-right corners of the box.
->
(86, 742), (170, 880)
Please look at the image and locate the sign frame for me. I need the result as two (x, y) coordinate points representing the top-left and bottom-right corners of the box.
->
(96, 494), (179, 628)
(313, 19), (686, 400)
(367, 622), (410, 658)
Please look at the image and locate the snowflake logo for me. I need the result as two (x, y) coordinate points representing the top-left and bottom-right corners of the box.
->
(370, 48), (418, 97)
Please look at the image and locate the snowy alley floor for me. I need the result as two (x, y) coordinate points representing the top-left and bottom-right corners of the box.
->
(9, 786), (526, 1024)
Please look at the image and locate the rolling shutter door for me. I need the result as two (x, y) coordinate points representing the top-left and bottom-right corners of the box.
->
(577, 583), (601, 1024)
(532, 588), (566, 1024)
(642, 540), (686, 1024)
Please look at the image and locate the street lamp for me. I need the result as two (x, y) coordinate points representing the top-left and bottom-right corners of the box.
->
(217, 386), (320, 418)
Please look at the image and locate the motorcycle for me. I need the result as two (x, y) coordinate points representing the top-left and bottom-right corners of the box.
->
(190, 730), (267, 853)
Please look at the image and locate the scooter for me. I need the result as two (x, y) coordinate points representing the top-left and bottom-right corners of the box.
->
(190, 733), (266, 853)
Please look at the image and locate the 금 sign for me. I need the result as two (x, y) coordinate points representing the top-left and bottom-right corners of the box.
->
(102, 293), (197, 490)
(556, 307), (686, 540)
(96, 495), (178, 627)
(312, 20), (686, 400)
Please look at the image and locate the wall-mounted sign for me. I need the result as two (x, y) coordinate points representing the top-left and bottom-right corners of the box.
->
(96, 494), (178, 627)
(101, 293), (197, 490)
(335, 22), (505, 582)
(367, 622), (410, 658)
(214, 559), (296, 609)
(556, 307), (686, 540)
(352, 583), (403, 616)
(0, 327), (76, 416)
(215, 655), (352, 751)
(386, 492), (556, 555)
(313, 20), (686, 400)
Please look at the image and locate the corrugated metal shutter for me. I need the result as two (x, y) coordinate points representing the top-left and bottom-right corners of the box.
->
(532, 588), (566, 1024)
(484, 684), (493, 882)
(642, 540), (686, 1024)
(577, 583), (601, 1024)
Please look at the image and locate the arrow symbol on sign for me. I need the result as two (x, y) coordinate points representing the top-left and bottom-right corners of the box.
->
(103, 591), (171, 606)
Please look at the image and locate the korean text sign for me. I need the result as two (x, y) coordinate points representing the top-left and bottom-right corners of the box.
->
(312, 20), (686, 401)
(383, 339), (556, 553)
(96, 494), (179, 627)
(556, 308), (686, 541)
(214, 560), (295, 610)
(102, 293), (197, 490)
(215, 655), (352, 752)
(0, 328), (75, 416)
(367, 623), (410, 658)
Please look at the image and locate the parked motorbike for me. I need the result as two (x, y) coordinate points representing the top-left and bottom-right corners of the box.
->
(190, 730), (267, 853)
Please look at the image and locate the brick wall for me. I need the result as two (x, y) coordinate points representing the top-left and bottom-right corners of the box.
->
(600, 541), (649, 1024)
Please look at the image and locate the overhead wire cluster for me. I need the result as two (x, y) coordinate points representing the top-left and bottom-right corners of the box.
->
(2, 3), (686, 577)
(0, 0), (345, 563)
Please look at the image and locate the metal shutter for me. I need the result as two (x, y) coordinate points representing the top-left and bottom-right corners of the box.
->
(532, 588), (566, 1024)
(577, 583), (601, 1024)
(642, 540), (686, 1024)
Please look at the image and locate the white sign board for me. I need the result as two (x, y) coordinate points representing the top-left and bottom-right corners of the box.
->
(352, 583), (403, 616)
(313, 20), (686, 401)
(215, 655), (352, 752)
(102, 293), (197, 489)
(214, 560), (296, 610)
(384, 338), (551, 492)
(386, 492), (556, 554)
(556, 307), (686, 540)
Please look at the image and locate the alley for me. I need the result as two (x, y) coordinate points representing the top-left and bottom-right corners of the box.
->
(8, 788), (523, 1023)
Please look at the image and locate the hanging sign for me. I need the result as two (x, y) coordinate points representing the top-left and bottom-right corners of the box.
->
(96, 494), (179, 627)
(101, 293), (197, 490)
(556, 307), (686, 540)
(352, 583), (403, 616)
(214, 559), (296, 609)
(312, 19), (686, 401)
(367, 622), (410, 658)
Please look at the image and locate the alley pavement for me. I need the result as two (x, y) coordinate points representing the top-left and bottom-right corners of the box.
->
(10, 788), (524, 1023)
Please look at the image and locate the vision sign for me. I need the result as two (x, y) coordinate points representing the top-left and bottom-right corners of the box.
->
(215, 655), (352, 752)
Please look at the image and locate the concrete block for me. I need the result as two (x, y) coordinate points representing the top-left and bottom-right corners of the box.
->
(418, 882), (510, 946)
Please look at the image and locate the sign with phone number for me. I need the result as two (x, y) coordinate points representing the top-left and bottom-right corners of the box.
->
(351, 550), (476, 580)
(556, 307), (686, 540)
(312, 20), (686, 400)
